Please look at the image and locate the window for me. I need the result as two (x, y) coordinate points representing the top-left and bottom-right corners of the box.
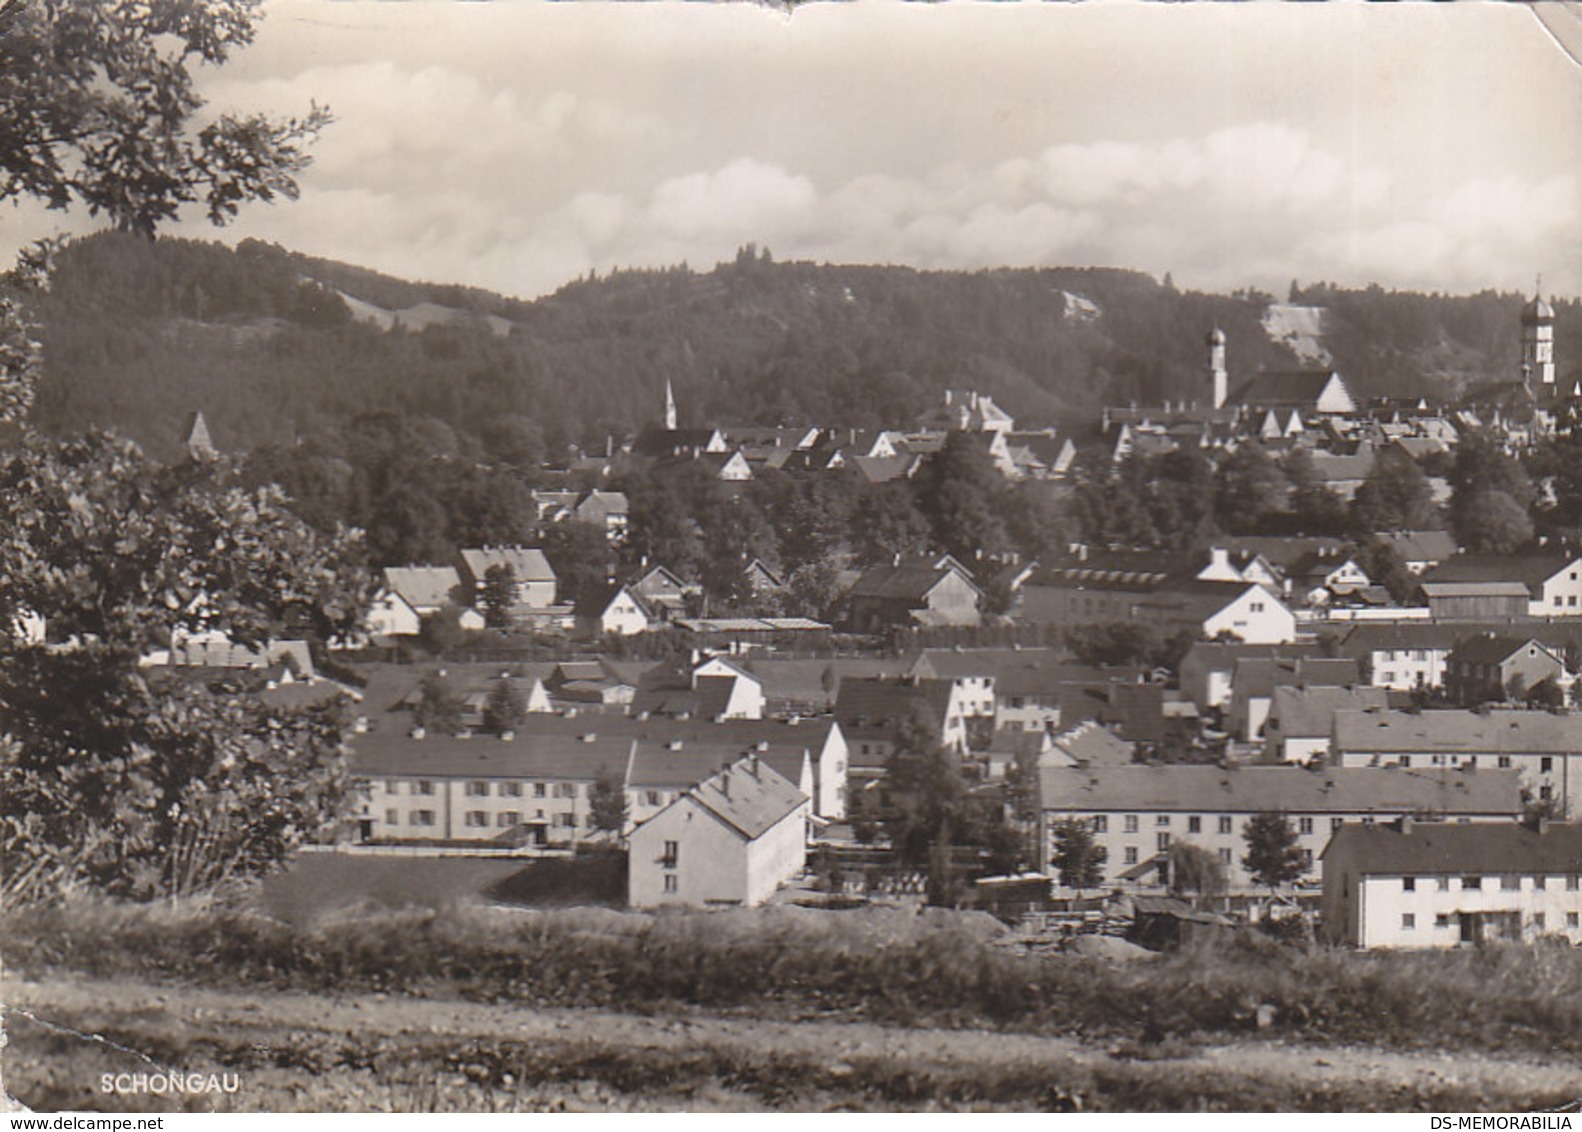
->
(1155, 815), (1170, 827)
(1188, 816), (1202, 834)
(1123, 846), (1138, 865)
(498, 812), (520, 827)
(501, 782), (523, 797)
(1217, 848), (1233, 866)
(1535, 875), (1547, 891)
(1332, 818), (1345, 832)
(384, 808), (398, 825)
(385, 781), (401, 794)
(1250, 601), (1265, 613)
(1402, 913), (1415, 930)
(1464, 757), (1476, 769)
(411, 810), (435, 826)
(1502, 875), (1520, 891)
(416, 780), (435, 796)
(465, 811), (488, 828)
(1156, 832), (1171, 851)
(1569, 876), (1581, 892)
(1437, 877), (1450, 891)
(1301, 849), (1313, 868)
(555, 813), (576, 828)
(662, 840), (679, 869)
(1569, 913), (1580, 929)
(1541, 757), (1554, 774)
(663, 875), (677, 894)
(1124, 815), (1139, 834)
(1091, 815), (1108, 834)
(1298, 817), (1314, 835)
(1218, 816), (1233, 835)
(1381, 671), (1395, 684)
(1498, 756), (1512, 769)
(1402, 877), (1415, 892)
(1534, 913), (1547, 931)
(466, 781), (489, 797)
(1462, 876), (1482, 890)
(1399, 756), (1412, 768)
(554, 782), (578, 798)
(1436, 914), (1450, 928)
(534, 783), (547, 798)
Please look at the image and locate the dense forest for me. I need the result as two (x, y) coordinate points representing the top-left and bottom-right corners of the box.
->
(31, 232), (1578, 463)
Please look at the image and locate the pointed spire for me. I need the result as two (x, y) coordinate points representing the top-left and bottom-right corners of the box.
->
(664, 378), (677, 431)
(184, 410), (216, 461)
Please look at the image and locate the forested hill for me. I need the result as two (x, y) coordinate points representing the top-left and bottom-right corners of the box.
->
(28, 232), (1581, 461)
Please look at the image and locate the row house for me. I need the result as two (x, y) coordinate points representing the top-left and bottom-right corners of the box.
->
(1331, 707), (1582, 815)
(1322, 819), (1582, 949)
(1038, 763), (1522, 894)
(348, 712), (848, 845)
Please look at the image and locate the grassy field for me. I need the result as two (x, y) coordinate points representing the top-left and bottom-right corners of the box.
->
(253, 852), (625, 925)
(9, 898), (1582, 1056)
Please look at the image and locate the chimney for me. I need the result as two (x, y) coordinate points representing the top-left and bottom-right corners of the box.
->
(1209, 546), (1231, 575)
(750, 755), (761, 779)
(667, 739), (684, 751)
(720, 769), (730, 797)
(1400, 815), (1413, 835)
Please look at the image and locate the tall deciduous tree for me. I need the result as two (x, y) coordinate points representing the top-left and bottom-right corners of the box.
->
(0, 432), (371, 903)
(0, 0), (331, 237)
(1240, 811), (1307, 894)
(480, 563), (518, 630)
(1050, 818), (1107, 895)
(481, 677), (525, 735)
(1349, 447), (1438, 534)
(588, 767), (629, 839)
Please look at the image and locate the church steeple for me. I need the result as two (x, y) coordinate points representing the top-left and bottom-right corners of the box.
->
(1206, 327), (1228, 410)
(664, 378), (678, 431)
(1521, 277), (1556, 390)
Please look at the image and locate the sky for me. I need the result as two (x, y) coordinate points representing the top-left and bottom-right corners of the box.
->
(8, 0), (1582, 302)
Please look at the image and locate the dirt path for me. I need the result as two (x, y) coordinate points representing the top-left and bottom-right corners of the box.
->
(6, 975), (1582, 1112)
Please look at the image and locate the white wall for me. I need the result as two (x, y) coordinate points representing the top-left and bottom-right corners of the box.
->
(1357, 874), (1582, 948)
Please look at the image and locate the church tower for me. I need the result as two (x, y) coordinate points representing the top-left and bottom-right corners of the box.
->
(664, 378), (678, 431)
(1521, 283), (1556, 390)
(1206, 327), (1228, 410)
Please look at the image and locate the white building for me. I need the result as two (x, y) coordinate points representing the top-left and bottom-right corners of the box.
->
(1322, 819), (1582, 948)
(628, 754), (809, 908)
(1038, 763), (1522, 894)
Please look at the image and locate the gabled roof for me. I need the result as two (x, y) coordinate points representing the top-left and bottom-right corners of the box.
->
(849, 561), (982, 602)
(1325, 820), (1582, 875)
(1233, 656), (1362, 700)
(833, 676), (956, 742)
(384, 565), (465, 610)
(1232, 370), (1349, 408)
(1332, 708), (1582, 755)
(1422, 553), (1577, 594)
(1040, 764), (1522, 817)
(680, 756), (808, 840)
(1048, 720), (1134, 767)
(1267, 684), (1389, 740)
(459, 547), (556, 584)
(349, 729), (635, 781)
(1445, 634), (1562, 669)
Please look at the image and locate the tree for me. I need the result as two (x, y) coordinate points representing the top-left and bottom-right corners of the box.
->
(1240, 812), (1307, 894)
(1452, 490), (1533, 555)
(1050, 818), (1107, 895)
(479, 563), (517, 630)
(0, 432), (370, 903)
(912, 431), (1013, 564)
(1526, 677), (1565, 711)
(481, 677), (525, 735)
(1065, 621), (1160, 668)
(1167, 841), (1227, 904)
(0, 0), (332, 238)
(1350, 447), (1438, 534)
(414, 671), (463, 735)
(1214, 445), (1291, 534)
(588, 767), (629, 838)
